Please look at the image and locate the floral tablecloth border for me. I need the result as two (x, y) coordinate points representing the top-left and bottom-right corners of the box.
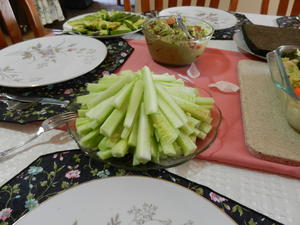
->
(0, 150), (281, 225)
(0, 38), (133, 124)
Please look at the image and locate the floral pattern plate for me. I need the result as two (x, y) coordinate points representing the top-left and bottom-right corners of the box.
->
(0, 35), (107, 88)
(13, 176), (236, 225)
(159, 6), (238, 30)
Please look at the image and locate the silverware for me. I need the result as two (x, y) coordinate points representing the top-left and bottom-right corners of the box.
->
(0, 93), (68, 107)
(0, 112), (77, 160)
(175, 16), (196, 41)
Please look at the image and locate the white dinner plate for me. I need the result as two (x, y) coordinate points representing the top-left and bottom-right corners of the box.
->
(233, 30), (266, 60)
(14, 176), (236, 225)
(0, 35), (107, 88)
(159, 6), (238, 30)
(63, 12), (144, 39)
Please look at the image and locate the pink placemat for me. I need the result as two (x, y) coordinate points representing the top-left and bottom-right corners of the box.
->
(119, 39), (300, 179)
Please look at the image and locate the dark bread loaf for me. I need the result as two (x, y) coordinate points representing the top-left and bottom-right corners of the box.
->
(241, 23), (300, 57)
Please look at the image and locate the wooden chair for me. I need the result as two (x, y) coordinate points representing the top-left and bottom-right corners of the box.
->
(0, 0), (45, 48)
(123, 0), (239, 12)
(260, 0), (300, 16)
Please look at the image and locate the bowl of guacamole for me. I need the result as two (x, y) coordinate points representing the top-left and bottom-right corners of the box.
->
(142, 16), (214, 66)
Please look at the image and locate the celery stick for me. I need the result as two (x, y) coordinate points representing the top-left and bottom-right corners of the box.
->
(78, 109), (87, 117)
(152, 74), (176, 82)
(150, 110), (179, 144)
(142, 66), (158, 114)
(176, 133), (197, 156)
(180, 123), (194, 136)
(76, 93), (98, 105)
(197, 130), (207, 140)
(98, 136), (118, 151)
(133, 103), (151, 165)
(75, 117), (90, 127)
(88, 74), (133, 108)
(111, 139), (129, 158)
(113, 81), (134, 109)
(100, 108), (126, 137)
(165, 86), (198, 95)
(187, 114), (201, 128)
(85, 96), (115, 123)
(195, 96), (215, 105)
(199, 122), (212, 134)
(79, 130), (103, 149)
(87, 83), (109, 93)
(158, 97), (184, 128)
(173, 142), (182, 156)
(150, 137), (160, 163)
(76, 119), (99, 136)
(128, 114), (139, 146)
(97, 150), (112, 160)
(121, 127), (131, 139)
(173, 96), (210, 122)
(192, 127), (201, 136)
(124, 80), (144, 128)
(160, 142), (177, 157)
(165, 87), (198, 103)
(156, 83), (187, 124)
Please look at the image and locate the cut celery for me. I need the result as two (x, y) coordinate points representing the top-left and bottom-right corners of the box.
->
(133, 103), (151, 165)
(79, 130), (103, 149)
(98, 136), (118, 151)
(100, 107), (126, 137)
(197, 130), (207, 140)
(160, 142), (177, 157)
(156, 83), (187, 124)
(176, 133), (197, 156)
(76, 93), (98, 105)
(150, 137), (160, 163)
(76, 119), (99, 136)
(187, 114), (201, 128)
(124, 80), (144, 128)
(196, 96), (215, 105)
(111, 139), (129, 157)
(113, 81), (134, 109)
(158, 97), (184, 128)
(121, 127), (131, 139)
(150, 110), (179, 144)
(97, 150), (112, 160)
(88, 74), (133, 108)
(199, 122), (212, 134)
(142, 66), (158, 115)
(128, 114), (139, 146)
(173, 96), (210, 122)
(85, 96), (115, 123)
(165, 86), (198, 95)
(180, 123), (194, 136)
(78, 109), (87, 117)
(152, 74), (176, 82)
(75, 117), (90, 127)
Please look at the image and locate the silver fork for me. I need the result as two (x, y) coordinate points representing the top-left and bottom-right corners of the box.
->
(0, 112), (77, 159)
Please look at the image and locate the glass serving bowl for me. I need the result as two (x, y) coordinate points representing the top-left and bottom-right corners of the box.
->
(67, 91), (222, 171)
(142, 16), (214, 67)
(266, 45), (300, 132)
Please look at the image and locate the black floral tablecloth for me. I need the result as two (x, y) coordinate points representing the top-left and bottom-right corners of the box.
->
(0, 150), (281, 225)
(277, 16), (300, 28)
(0, 38), (133, 124)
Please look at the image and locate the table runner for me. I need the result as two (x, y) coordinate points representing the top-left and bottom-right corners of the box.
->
(118, 39), (300, 180)
(0, 150), (281, 225)
(0, 38), (133, 124)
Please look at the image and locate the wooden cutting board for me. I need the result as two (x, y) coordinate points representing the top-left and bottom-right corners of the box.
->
(238, 59), (300, 166)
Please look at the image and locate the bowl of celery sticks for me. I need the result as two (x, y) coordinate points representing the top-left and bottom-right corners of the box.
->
(67, 66), (222, 170)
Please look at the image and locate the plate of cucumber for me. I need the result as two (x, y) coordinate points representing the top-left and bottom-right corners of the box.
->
(67, 67), (222, 170)
(62, 10), (147, 38)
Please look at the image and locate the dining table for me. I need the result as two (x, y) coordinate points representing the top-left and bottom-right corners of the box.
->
(0, 8), (299, 225)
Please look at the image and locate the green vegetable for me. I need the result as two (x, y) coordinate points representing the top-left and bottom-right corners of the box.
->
(75, 66), (215, 166)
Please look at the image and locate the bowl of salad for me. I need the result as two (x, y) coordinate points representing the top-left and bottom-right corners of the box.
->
(66, 67), (222, 170)
(142, 16), (214, 66)
(267, 45), (300, 132)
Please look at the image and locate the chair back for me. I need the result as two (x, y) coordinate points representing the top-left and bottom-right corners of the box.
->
(124, 0), (238, 12)
(0, 0), (45, 48)
(261, 0), (300, 16)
